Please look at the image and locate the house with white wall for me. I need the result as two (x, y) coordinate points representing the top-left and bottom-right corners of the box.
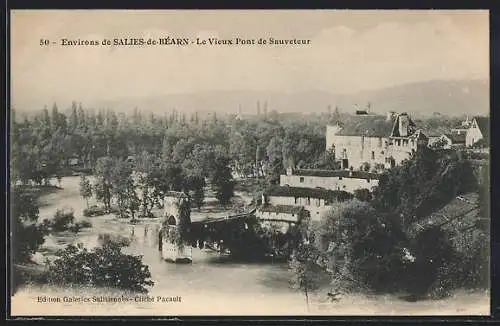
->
(261, 186), (353, 221)
(280, 168), (380, 192)
(466, 116), (489, 148)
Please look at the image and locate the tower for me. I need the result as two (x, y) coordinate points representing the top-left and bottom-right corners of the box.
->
(159, 192), (192, 263)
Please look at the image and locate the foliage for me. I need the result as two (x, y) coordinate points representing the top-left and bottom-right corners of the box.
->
(47, 208), (92, 233)
(211, 154), (236, 205)
(44, 241), (154, 293)
(79, 174), (92, 208)
(372, 147), (478, 225)
(51, 208), (76, 231)
(318, 200), (407, 293)
(289, 242), (327, 310)
(360, 162), (371, 172)
(11, 187), (49, 264)
(353, 188), (372, 202)
(94, 156), (114, 211)
(83, 205), (108, 217)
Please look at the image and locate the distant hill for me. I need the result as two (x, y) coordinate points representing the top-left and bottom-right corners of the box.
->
(22, 79), (488, 118)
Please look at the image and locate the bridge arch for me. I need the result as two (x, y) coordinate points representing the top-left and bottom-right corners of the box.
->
(166, 215), (177, 226)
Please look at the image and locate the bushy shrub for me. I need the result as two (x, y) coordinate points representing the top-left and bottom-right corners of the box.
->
(429, 229), (489, 298)
(48, 208), (92, 233)
(11, 187), (49, 264)
(353, 188), (372, 202)
(44, 240), (154, 293)
(319, 200), (407, 293)
(97, 233), (131, 247)
(83, 205), (108, 217)
(51, 208), (75, 231)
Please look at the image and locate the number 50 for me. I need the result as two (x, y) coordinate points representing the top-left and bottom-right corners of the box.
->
(40, 39), (50, 46)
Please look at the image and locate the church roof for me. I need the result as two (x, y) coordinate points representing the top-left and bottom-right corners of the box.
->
(473, 116), (490, 140)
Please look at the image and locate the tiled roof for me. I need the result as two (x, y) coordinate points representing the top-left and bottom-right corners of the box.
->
(331, 113), (417, 138)
(291, 169), (380, 180)
(259, 204), (305, 215)
(407, 192), (480, 237)
(443, 132), (466, 144)
(473, 116), (490, 140)
(333, 114), (396, 137)
(264, 186), (353, 201)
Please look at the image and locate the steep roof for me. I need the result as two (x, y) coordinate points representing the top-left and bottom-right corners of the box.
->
(473, 116), (490, 140)
(264, 186), (353, 201)
(259, 204), (305, 215)
(407, 192), (480, 238)
(291, 169), (380, 180)
(443, 132), (466, 144)
(332, 113), (417, 138)
(333, 114), (396, 137)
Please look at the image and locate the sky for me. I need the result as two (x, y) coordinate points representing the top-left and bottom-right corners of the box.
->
(10, 10), (489, 110)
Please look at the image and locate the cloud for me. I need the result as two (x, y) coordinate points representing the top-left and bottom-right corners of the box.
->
(10, 10), (489, 110)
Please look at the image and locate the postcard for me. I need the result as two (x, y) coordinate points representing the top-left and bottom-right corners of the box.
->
(9, 9), (490, 316)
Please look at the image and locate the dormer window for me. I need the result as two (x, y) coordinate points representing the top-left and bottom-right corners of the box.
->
(299, 177), (305, 183)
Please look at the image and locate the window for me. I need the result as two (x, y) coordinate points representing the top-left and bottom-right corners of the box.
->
(316, 198), (321, 207)
(294, 197), (298, 204)
(306, 197), (311, 205)
(339, 176), (343, 180)
(367, 178), (370, 183)
(371, 151), (375, 160)
(299, 177), (304, 183)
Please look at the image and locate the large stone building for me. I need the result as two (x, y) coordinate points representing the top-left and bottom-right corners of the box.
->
(326, 112), (428, 170)
(280, 167), (380, 192)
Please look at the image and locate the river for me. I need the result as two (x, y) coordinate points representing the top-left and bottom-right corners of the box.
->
(11, 176), (490, 316)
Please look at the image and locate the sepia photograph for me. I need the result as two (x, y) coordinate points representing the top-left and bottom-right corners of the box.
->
(9, 9), (490, 316)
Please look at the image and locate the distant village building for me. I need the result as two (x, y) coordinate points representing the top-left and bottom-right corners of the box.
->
(451, 116), (472, 135)
(466, 116), (489, 148)
(261, 186), (352, 220)
(426, 132), (444, 147)
(280, 167), (379, 192)
(439, 133), (466, 149)
(326, 112), (428, 170)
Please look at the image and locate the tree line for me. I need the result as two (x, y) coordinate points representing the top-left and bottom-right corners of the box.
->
(11, 103), (337, 189)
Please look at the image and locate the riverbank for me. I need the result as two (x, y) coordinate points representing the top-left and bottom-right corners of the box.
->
(11, 176), (491, 316)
